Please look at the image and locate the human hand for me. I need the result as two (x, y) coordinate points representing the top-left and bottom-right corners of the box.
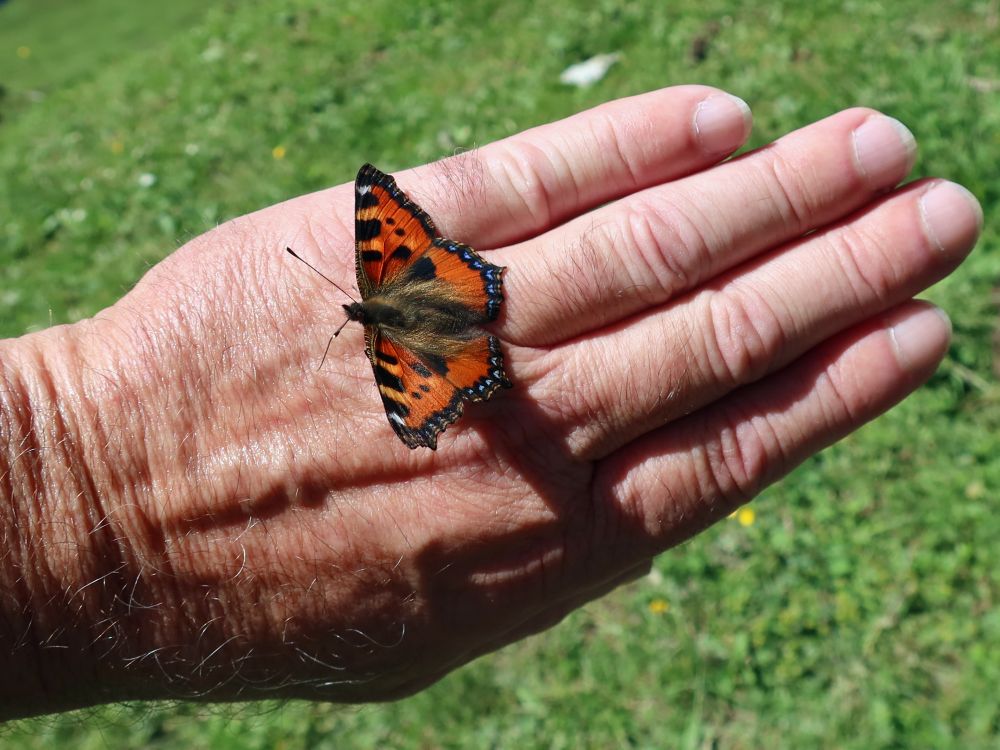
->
(0, 85), (980, 716)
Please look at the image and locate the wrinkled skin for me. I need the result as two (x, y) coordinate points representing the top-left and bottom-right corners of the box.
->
(0, 86), (980, 717)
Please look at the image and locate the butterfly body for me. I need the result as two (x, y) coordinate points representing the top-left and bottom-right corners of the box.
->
(341, 164), (511, 450)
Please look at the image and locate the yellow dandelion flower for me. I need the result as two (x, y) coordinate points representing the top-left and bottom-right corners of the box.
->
(272, 145), (287, 160)
(737, 507), (756, 527)
(648, 598), (670, 615)
(965, 481), (984, 499)
(110, 139), (124, 155)
(16, 46), (31, 60)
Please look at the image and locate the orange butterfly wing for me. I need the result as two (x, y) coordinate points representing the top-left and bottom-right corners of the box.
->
(368, 330), (508, 450)
(354, 163), (438, 296)
(352, 164), (510, 449)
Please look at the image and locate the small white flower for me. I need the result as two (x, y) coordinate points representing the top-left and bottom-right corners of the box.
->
(184, 143), (200, 156)
(138, 172), (157, 188)
(201, 40), (224, 62)
(559, 53), (621, 88)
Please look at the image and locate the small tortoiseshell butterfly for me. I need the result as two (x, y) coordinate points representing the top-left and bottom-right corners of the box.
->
(289, 164), (511, 450)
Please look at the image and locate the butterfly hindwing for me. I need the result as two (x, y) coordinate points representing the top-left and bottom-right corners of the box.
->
(355, 163), (438, 295)
(367, 330), (509, 450)
(398, 238), (505, 322)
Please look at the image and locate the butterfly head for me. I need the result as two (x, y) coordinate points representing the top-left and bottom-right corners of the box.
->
(331, 302), (367, 340)
(344, 298), (412, 331)
(343, 302), (366, 323)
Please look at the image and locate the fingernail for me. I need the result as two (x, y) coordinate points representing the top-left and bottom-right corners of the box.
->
(852, 115), (917, 188)
(694, 93), (752, 155)
(919, 181), (984, 255)
(888, 304), (951, 371)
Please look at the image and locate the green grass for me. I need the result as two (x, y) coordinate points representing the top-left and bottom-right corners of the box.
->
(1, 0), (998, 747)
(0, 0), (213, 109)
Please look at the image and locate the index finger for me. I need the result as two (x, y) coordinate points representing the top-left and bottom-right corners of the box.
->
(294, 85), (752, 254)
(404, 85), (752, 248)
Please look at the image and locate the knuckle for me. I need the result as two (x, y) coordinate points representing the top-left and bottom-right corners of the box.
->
(699, 406), (779, 505)
(426, 151), (489, 215)
(815, 365), (862, 425)
(618, 200), (708, 300)
(587, 110), (641, 189)
(608, 466), (688, 544)
(535, 224), (613, 327)
(566, 317), (693, 459)
(757, 148), (815, 233)
(701, 284), (787, 388)
(826, 222), (896, 305)
(492, 141), (562, 230)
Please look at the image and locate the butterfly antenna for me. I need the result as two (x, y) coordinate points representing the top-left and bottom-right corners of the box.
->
(286, 247), (358, 303)
(317, 317), (353, 371)
(317, 335), (334, 371)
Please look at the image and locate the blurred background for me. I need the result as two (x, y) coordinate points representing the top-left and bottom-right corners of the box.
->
(1, 0), (997, 747)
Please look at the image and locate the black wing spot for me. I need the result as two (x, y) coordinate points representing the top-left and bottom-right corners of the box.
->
(424, 353), (449, 376)
(409, 256), (436, 281)
(390, 245), (413, 262)
(361, 250), (383, 263)
(419, 384), (431, 393)
(358, 192), (379, 209)
(394, 228), (405, 237)
(386, 217), (396, 225)
(383, 397), (410, 418)
(411, 391), (422, 399)
(375, 350), (398, 365)
(412, 362), (432, 378)
(357, 219), (381, 241)
(374, 364), (404, 392)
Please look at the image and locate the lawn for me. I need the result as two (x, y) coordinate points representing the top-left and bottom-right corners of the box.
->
(1, 0), (998, 747)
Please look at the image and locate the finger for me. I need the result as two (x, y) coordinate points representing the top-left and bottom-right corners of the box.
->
(404, 85), (752, 247)
(595, 301), (951, 554)
(496, 108), (918, 345)
(531, 179), (980, 459)
(292, 85), (752, 255)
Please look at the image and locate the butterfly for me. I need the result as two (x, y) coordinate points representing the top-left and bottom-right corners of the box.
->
(289, 164), (511, 450)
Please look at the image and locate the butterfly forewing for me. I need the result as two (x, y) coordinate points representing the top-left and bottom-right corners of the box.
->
(355, 163), (438, 293)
